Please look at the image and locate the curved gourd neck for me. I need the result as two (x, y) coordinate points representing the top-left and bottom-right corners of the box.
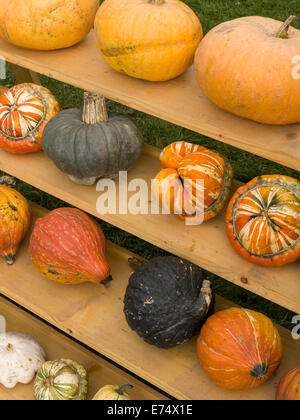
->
(149, 0), (165, 5)
(116, 384), (133, 395)
(82, 92), (108, 124)
(275, 15), (296, 38)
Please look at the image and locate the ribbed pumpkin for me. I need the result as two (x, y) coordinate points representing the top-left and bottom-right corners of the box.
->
(34, 359), (88, 400)
(29, 208), (111, 285)
(197, 308), (283, 390)
(194, 16), (300, 125)
(42, 92), (144, 185)
(226, 175), (300, 267)
(92, 384), (133, 400)
(0, 181), (31, 265)
(0, 0), (98, 50)
(276, 367), (300, 400)
(152, 141), (233, 224)
(0, 84), (60, 154)
(94, 0), (203, 82)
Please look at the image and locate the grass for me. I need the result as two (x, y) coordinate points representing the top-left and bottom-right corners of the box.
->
(1, 0), (299, 330)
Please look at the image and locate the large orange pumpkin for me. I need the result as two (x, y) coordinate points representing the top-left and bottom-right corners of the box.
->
(276, 367), (300, 400)
(194, 16), (300, 124)
(0, 182), (31, 265)
(29, 208), (111, 285)
(0, 0), (98, 50)
(94, 0), (203, 82)
(197, 308), (283, 390)
(152, 141), (233, 224)
(0, 84), (60, 154)
(226, 175), (300, 267)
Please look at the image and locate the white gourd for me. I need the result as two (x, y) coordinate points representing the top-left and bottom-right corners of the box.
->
(0, 332), (46, 388)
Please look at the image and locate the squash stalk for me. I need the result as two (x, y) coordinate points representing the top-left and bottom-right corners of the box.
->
(149, 0), (165, 4)
(275, 15), (296, 38)
(116, 384), (133, 395)
(82, 92), (108, 124)
(196, 280), (212, 318)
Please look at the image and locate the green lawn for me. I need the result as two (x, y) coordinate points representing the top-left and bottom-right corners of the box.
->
(1, 0), (299, 330)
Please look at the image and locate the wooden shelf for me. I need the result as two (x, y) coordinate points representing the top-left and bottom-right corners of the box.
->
(0, 296), (165, 400)
(0, 203), (299, 400)
(0, 147), (298, 314)
(0, 33), (299, 170)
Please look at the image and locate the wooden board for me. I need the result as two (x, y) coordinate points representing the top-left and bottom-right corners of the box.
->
(0, 33), (299, 170)
(0, 203), (299, 400)
(0, 147), (299, 314)
(0, 296), (166, 401)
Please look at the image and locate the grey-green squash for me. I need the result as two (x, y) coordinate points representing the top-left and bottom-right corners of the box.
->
(42, 92), (144, 185)
(33, 359), (88, 400)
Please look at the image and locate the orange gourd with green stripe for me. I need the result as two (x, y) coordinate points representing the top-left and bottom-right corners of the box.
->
(0, 84), (60, 154)
(197, 308), (283, 390)
(152, 141), (233, 223)
(226, 175), (300, 267)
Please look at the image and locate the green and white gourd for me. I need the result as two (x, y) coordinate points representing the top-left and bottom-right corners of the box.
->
(34, 359), (88, 400)
(42, 92), (144, 185)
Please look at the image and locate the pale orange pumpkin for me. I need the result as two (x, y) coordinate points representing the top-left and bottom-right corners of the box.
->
(94, 0), (203, 82)
(194, 16), (300, 124)
(152, 141), (233, 223)
(197, 308), (283, 390)
(0, 0), (98, 50)
(276, 367), (300, 400)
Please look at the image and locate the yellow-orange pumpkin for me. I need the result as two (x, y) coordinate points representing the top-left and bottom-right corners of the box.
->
(0, 182), (31, 265)
(0, 0), (98, 50)
(226, 175), (300, 267)
(276, 367), (300, 400)
(197, 308), (283, 390)
(29, 208), (111, 285)
(94, 0), (203, 82)
(194, 16), (300, 124)
(152, 141), (233, 223)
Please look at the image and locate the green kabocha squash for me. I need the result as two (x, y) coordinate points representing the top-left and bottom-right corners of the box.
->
(42, 92), (144, 185)
(33, 359), (88, 400)
(124, 257), (214, 349)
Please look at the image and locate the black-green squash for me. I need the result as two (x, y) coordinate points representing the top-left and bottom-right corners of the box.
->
(42, 92), (144, 185)
(124, 257), (214, 349)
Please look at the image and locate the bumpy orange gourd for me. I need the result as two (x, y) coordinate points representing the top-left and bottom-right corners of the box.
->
(0, 0), (98, 50)
(152, 141), (233, 223)
(194, 16), (300, 124)
(0, 183), (31, 265)
(29, 208), (111, 285)
(226, 175), (300, 267)
(276, 367), (300, 400)
(197, 308), (283, 390)
(0, 84), (60, 154)
(94, 0), (203, 82)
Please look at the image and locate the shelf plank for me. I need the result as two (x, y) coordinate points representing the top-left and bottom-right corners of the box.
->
(0, 296), (165, 401)
(0, 147), (299, 314)
(0, 32), (299, 170)
(0, 203), (299, 400)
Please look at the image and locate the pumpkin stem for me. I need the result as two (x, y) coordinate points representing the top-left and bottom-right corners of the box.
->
(197, 280), (212, 317)
(82, 92), (108, 124)
(275, 16), (296, 38)
(5, 254), (16, 265)
(0, 176), (16, 188)
(128, 257), (144, 271)
(149, 0), (165, 4)
(116, 384), (133, 395)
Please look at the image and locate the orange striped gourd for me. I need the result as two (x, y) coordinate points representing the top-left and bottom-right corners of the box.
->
(226, 175), (300, 267)
(152, 141), (233, 223)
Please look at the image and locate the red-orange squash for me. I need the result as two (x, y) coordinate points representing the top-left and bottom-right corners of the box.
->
(197, 308), (283, 390)
(29, 208), (111, 285)
(194, 16), (300, 125)
(276, 367), (300, 400)
(0, 0), (98, 50)
(0, 183), (31, 265)
(0, 84), (60, 154)
(226, 175), (300, 267)
(152, 141), (233, 223)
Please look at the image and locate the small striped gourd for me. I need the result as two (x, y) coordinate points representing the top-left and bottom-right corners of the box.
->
(92, 384), (133, 400)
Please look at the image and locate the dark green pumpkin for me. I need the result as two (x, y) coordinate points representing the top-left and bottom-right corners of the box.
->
(42, 92), (144, 185)
(124, 257), (214, 349)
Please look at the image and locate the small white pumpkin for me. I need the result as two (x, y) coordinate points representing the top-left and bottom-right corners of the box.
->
(92, 384), (133, 400)
(0, 332), (46, 389)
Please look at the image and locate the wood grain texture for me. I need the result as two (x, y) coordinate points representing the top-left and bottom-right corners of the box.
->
(0, 203), (299, 400)
(0, 296), (165, 401)
(0, 146), (298, 313)
(0, 32), (299, 170)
